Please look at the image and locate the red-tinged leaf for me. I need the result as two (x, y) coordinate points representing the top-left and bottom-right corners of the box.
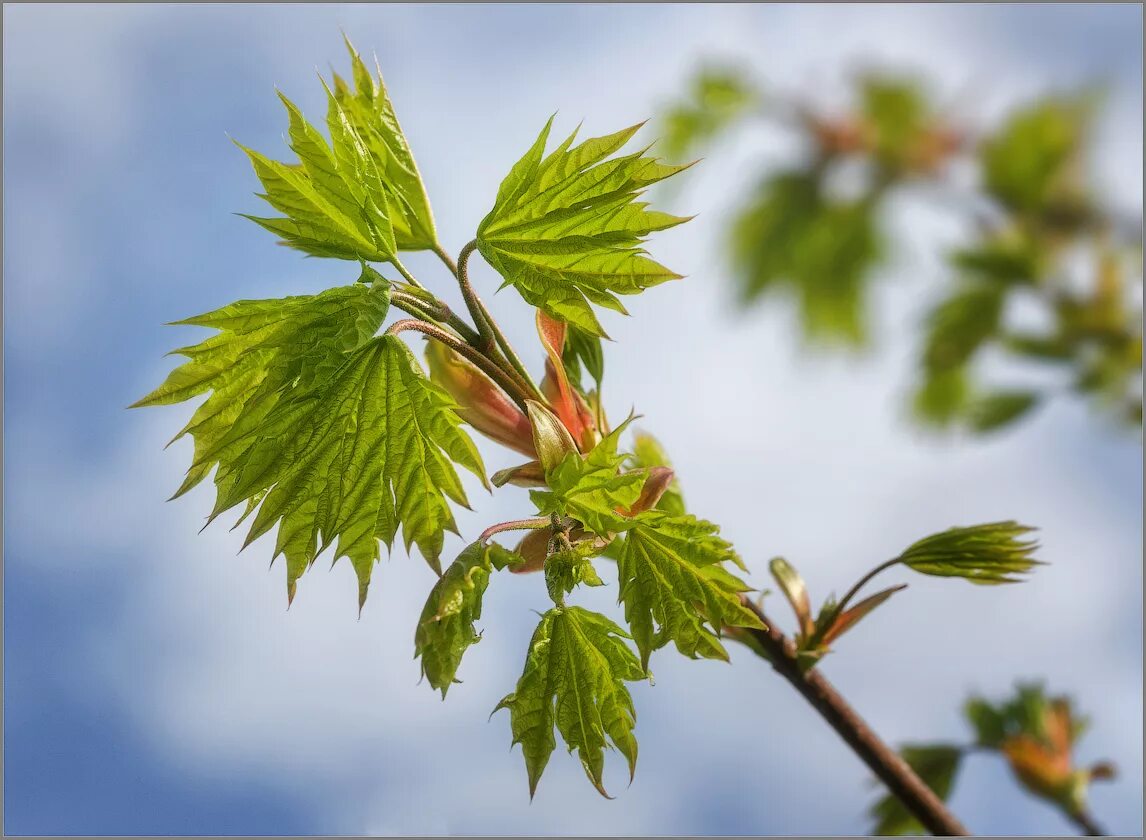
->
(821, 584), (907, 645)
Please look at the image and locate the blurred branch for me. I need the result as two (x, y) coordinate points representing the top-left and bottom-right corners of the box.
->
(732, 596), (971, 836)
(1069, 809), (1106, 837)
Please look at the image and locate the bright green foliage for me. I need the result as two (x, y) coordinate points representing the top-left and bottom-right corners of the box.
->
(476, 118), (691, 336)
(660, 66), (757, 160)
(530, 422), (645, 535)
(415, 541), (514, 696)
(627, 432), (686, 516)
(898, 521), (1040, 584)
(617, 511), (763, 669)
(869, 745), (963, 835)
(544, 544), (605, 603)
(157, 332), (484, 605)
(238, 39), (437, 262)
(329, 37), (438, 251)
(134, 278), (392, 501)
(495, 606), (646, 798)
(731, 170), (882, 345)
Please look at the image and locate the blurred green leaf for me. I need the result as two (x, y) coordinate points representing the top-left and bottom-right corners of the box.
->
(912, 366), (971, 427)
(951, 236), (1041, 285)
(731, 169), (882, 346)
(661, 66), (757, 159)
(964, 696), (1008, 748)
(898, 521), (1041, 584)
(967, 390), (1041, 433)
(921, 283), (1004, 373)
(980, 97), (1091, 220)
(860, 75), (930, 171)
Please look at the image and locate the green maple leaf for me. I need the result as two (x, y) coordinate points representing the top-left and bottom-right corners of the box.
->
(238, 39), (437, 262)
(495, 606), (645, 798)
(476, 118), (692, 337)
(139, 309), (486, 605)
(530, 419), (645, 537)
(133, 277), (392, 498)
(415, 541), (519, 696)
(617, 510), (764, 668)
(329, 36), (438, 251)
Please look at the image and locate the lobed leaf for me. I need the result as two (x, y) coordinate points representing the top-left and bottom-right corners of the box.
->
(238, 39), (437, 261)
(133, 279), (391, 499)
(477, 119), (692, 336)
(617, 510), (764, 669)
(151, 331), (485, 606)
(415, 541), (504, 696)
(495, 606), (645, 798)
(530, 418), (645, 537)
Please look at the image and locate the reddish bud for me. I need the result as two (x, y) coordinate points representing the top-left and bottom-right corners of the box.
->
(425, 339), (536, 458)
(621, 467), (675, 516)
(491, 460), (547, 488)
(536, 310), (598, 450)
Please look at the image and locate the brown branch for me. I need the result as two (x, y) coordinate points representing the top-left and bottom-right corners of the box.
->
(734, 596), (971, 836)
(1068, 809), (1106, 837)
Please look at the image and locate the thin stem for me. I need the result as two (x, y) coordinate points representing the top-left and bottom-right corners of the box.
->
(390, 289), (482, 346)
(390, 255), (426, 291)
(454, 241), (498, 351)
(479, 517), (551, 544)
(454, 242), (548, 405)
(732, 597), (971, 836)
(432, 242), (459, 277)
(835, 557), (904, 619)
(385, 319), (530, 411)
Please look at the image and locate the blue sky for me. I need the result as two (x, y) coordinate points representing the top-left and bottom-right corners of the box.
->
(3, 3), (1142, 835)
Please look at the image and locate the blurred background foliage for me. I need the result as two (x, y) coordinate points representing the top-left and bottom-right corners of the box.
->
(659, 68), (1143, 435)
(868, 683), (1117, 835)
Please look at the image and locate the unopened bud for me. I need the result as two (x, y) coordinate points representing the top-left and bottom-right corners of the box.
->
(425, 340), (536, 458)
(526, 400), (579, 474)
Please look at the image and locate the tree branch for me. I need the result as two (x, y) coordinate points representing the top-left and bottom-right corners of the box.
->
(1068, 809), (1106, 837)
(733, 596), (971, 836)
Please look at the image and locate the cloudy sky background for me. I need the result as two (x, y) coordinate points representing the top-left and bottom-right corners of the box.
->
(3, 3), (1142, 835)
